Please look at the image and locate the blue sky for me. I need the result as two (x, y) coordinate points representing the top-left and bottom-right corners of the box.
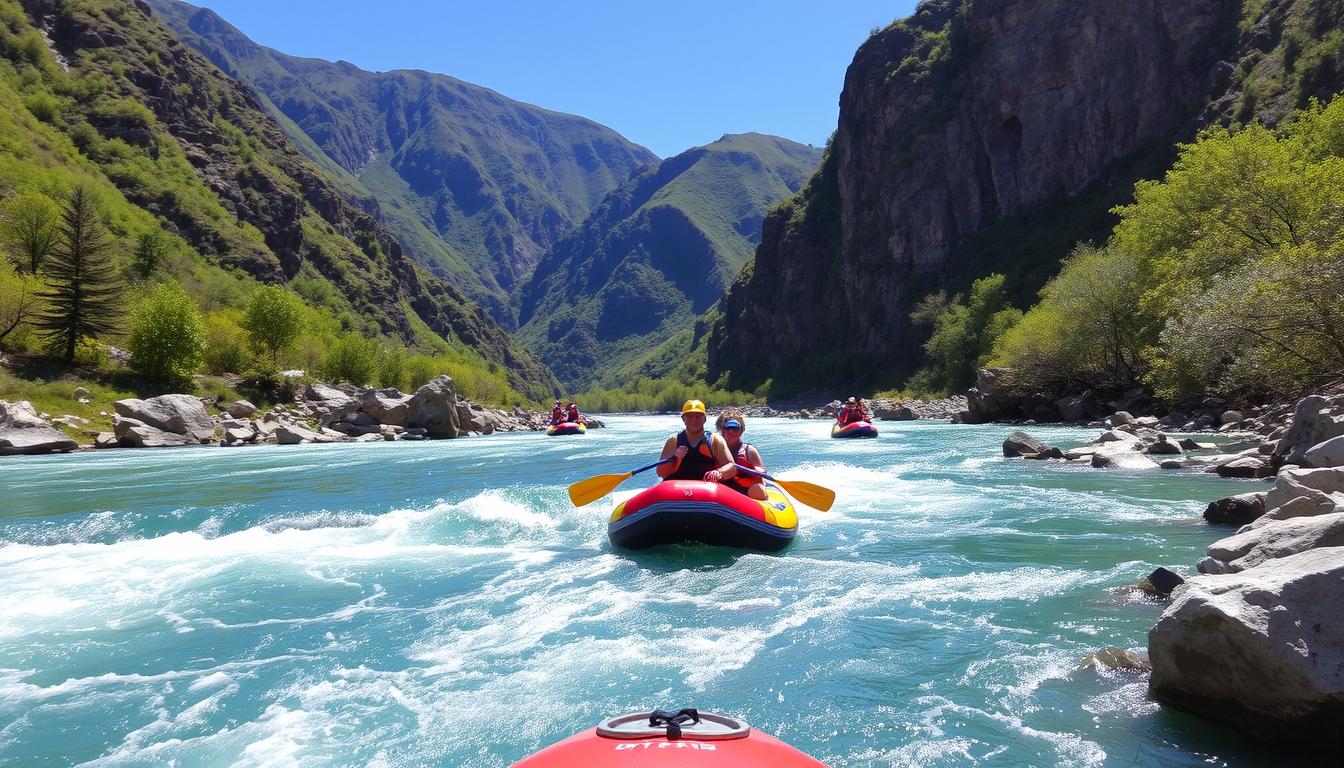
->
(189, 1), (918, 158)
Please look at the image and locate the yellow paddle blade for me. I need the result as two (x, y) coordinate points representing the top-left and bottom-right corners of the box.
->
(774, 479), (836, 512)
(568, 471), (633, 507)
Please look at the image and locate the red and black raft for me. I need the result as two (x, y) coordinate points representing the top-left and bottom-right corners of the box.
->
(608, 480), (798, 552)
(547, 421), (587, 436)
(512, 709), (827, 767)
(830, 420), (878, 439)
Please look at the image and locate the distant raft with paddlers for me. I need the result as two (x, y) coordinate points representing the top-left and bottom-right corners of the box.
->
(608, 479), (797, 551)
(830, 420), (878, 439)
(547, 421), (586, 436)
(511, 709), (828, 767)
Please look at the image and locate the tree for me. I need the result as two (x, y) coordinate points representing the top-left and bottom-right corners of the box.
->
(913, 274), (1022, 390)
(130, 229), (169, 281)
(241, 284), (303, 365)
(33, 187), (124, 363)
(992, 243), (1148, 393)
(0, 260), (42, 347)
(321, 333), (377, 385)
(0, 190), (60, 273)
(127, 281), (205, 388)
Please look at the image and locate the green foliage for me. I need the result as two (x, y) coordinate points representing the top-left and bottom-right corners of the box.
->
(241, 284), (303, 364)
(127, 279), (205, 387)
(321, 332), (377, 386)
(377, 345), (405, 390)
(992, 243), (1147, 393)
(0, 189), (59, 272)
(129, 228), (168, 280)
(909, 274), (1021, 391)
(33, 186), (124, 361)
(1000, 96), (1344, 400)
(579, 376), (762, 413)
(0, 257), (42, 347)
(201, 308), (250, 374)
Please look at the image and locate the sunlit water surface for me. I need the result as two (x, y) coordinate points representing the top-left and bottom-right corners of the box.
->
(0, 417), (1324, 766)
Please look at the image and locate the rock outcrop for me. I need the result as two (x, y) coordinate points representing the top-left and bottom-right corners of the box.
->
(1148, 547), (1344, 748)
(0, 400), (78, 455)
(114, 395), (216, 443)
(709, 0), (1239, 390)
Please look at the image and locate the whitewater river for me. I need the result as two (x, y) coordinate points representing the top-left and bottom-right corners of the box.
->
(0, 416), (1325, 767)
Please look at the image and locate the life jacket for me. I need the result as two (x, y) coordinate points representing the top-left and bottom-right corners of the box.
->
(567, 406), (582, 423)
(837, 406), (853, 425)
(666, 429), (718, 481)
(723, 442), (760, 492)
(550, 406), (564, 424)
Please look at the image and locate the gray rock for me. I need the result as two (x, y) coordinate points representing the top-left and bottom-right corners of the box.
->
(1304, 435), (1344, 468)
(1208, 512), (1344, 570)
(1148, 547), (1344, 748)
(1091, 443), (1159, 470)
(113, 415), (197, 448)
(1108, 410), (1135, 427)
(1003, 431), (1048, 457)
(274, 422), (325, 445)
(1220, 410), (1244, 425)
(1278, 395), (1344, 465)
(226, 400), (257, 419)
(114, 395), (215, 442)
(1145, 434), (1183, 455)
(1203, 492), (1265, 526)
(1215, 456), (1272, 479)
(1160, 459), (1187, 469)
(0, 400), (79, 455)
(358, 388), (411, 426)
(405, 376), (463, 437)
(94, 432), (118, 449)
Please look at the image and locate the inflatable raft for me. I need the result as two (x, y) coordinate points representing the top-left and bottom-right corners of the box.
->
(547, 421), (586, 436)
(831, 420), (878, 439)
(512, 709), (827, 767)
(608, 480), (797, 551)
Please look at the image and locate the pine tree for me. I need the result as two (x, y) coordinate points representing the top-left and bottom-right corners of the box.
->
(34, 187), (124, 362)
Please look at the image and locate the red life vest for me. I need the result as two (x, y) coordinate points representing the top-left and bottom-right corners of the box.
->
(567, 406), (582, 423)
(724, 442), (760, 492)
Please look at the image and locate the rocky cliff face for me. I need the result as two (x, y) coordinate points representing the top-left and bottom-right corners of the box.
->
(708, 0), (1241, 390)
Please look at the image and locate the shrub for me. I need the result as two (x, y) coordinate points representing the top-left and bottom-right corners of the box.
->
(321, 333), (377, 386)
(202, 309), (250, 374)
(128, 281), (205, 388)
(242, 284), (303, 363)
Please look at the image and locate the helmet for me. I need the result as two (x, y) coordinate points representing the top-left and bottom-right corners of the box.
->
(846, 397), (856, 403)
(681, 399), (706, 415)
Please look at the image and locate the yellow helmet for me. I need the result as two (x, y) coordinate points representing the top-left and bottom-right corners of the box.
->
(681, 399), (706, 415)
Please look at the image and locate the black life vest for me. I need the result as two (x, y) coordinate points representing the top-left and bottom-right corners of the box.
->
(666, 430), (718, 481)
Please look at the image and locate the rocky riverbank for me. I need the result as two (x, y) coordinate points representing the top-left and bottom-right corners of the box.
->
(0, 375), (597, 455)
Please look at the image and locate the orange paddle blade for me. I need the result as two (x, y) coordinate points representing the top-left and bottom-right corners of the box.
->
(568, 472), (633, 507)
(774, 478), (836, 512)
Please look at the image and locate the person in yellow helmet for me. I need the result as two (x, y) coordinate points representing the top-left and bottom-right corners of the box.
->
(656, 399), (736, 483)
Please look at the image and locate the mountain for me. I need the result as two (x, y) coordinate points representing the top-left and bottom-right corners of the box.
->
(145, 0), (658, 327)
(515, 133), (822, 390)
(1, 0), (555, 398)
(707, 0), (1344, 393)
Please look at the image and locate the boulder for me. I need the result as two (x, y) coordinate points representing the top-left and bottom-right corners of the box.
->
(358, 388), (411, 426)
(1278, 395), (1344, 465)
(274, 422), (327, 445)
(1203, 492), (1265, 526)
(1304, 435), (1344, 468)
(405, 375), (462, 437)
(1214, 456), (1273, 479)
(1097, 429), (1142, 444)
(114, 395), (214, 442)
(1267, 468), (1344, 510)
(1002, 431), (1049, 457)
(93, 432), (118, 449)
(1148, 547), (1344, 748)
(1146, 566), (1185, 596)
(0, 400), (79, 455)
(1208, 512), (1344, 571)
(1220, 410), (1245, 426)
(113, 415), (197, 448)
(1178, 437), (1217, 451)
(1091, 443), (1159, 470)
(226, 400), (257, 418)
(1145, 434), (1183, 455)
(1248, 494), (1341, 529)
(1108, 410), (1135, 427)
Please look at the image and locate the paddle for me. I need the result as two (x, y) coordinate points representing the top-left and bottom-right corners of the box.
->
(568, 457), (675, 507)
(733, 464), (836, 512)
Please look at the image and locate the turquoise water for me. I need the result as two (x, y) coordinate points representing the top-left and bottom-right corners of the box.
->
(0, 417), (1322, 766)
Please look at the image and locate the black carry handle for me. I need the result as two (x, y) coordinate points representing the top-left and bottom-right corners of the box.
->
(648, 708), (700, 740)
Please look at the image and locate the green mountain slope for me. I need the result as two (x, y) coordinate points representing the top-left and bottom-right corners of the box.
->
(0, 0), (555, 398)
(516, 133), (821, 390)
(146, 0), (658, 327)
